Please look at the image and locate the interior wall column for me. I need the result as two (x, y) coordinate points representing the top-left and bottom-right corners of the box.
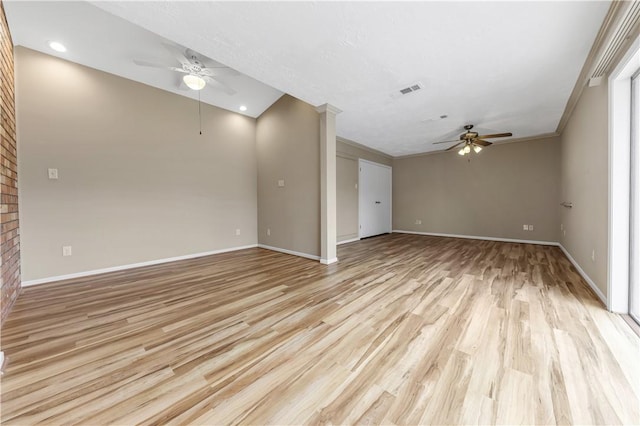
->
(316, 104), (341, 265)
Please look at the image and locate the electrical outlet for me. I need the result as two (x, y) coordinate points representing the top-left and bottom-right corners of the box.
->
(267, 228), (271, 236)
(235, 229), (241, 236)
(529, 225), (534, 231)
(62, 246), (72, 256)
(591, 249), (595, 262)
(278, 180), (285, 187)
(48, 168), (58, 180)
(523, 224), (528, 231)
(560, 223), (564, 231)
(563, 229), (566, 237)
(415, 219), (422, 225)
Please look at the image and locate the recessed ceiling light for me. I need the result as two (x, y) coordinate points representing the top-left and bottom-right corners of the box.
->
(239, 105), (247, 112)
(48, 41), (67, 53)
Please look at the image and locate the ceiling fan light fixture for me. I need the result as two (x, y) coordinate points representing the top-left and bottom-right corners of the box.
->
(183, 74), (206, 91)
(434, 124), (511, 156)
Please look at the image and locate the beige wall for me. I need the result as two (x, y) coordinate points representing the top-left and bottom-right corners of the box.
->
(256, 95), (320, 256)
(337, 156), (358, 242)
(393, 137), (561, 242)
(336, 139), (392, 243)
(559, 82), (609, 296)
(16, 48), (258, 281)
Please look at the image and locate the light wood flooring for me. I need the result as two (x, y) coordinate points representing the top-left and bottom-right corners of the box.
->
(1, 234), (639, 425)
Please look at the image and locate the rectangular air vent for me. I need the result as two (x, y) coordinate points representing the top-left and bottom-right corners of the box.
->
(399, 82), (423, 95)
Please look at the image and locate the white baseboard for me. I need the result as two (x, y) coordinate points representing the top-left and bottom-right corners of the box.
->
(22, 244), (258, 287)
(257, 244), (320, 261)
(320, 257), (338, 265)
(392, 230), (558, 246)
(337, 237), (360, 245)
(558, 244), (607, 306)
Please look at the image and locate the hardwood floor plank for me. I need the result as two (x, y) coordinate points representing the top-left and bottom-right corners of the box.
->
(1, 234), (638, 425)
(354, 390), (396, 426)
(419, 350), (473, 425)
(554, 328), (609, 425)
(495, 368), (535, 425)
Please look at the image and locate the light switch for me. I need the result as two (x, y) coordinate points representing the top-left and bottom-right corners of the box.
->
(62, 246), (72, 256)
(523, 225), (528, 231)
(48, 168), (59, 180)
(278, 180), (285, 187)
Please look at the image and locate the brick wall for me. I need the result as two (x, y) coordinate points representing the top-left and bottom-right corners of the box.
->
(1, 0), (20, 326)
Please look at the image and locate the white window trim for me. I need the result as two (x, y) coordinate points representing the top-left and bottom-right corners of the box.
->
(608, 34), (640, 313)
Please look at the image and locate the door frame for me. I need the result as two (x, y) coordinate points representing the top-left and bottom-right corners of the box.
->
(358, 159), (392, 239)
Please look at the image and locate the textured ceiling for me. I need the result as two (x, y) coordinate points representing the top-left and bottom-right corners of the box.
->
(7, 1), (610, 156)
(4, 1), (284, 118)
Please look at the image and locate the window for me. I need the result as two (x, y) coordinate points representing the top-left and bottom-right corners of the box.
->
(630, 70), (639, 323)
(609, 34), (640, 313)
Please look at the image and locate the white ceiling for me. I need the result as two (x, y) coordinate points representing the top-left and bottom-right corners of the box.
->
(3, 1), (284, 118)
(7, 1), (609, 156)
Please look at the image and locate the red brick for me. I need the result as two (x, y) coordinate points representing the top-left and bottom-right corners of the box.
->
(0, 1), (21, 326)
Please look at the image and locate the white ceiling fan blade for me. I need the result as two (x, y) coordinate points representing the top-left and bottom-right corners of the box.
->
(202, 76), (236, 95)
(201, 66), (240, 77)
(168, 67), (189, 74)
(133, 59), (170, 69)
(161, 41), (191, 65)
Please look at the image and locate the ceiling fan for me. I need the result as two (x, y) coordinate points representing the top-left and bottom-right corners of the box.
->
(133, 43), (238, 95)
(433, 125), (513, 155)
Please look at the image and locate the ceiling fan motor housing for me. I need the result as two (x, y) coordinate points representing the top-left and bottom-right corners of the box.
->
(460, 131), (478, 140)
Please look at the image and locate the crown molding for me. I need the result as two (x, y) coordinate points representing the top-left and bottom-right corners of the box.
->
(336, 136), (394, 159)
(315, 103), (342, 115)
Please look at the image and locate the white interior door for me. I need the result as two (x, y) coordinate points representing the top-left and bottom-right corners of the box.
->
(359, 159), (392, 238)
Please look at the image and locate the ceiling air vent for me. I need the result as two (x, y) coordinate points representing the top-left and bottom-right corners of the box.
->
(399, 82), (423, 95)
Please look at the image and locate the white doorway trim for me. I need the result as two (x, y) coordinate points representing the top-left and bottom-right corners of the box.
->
(608, 34), (640, 313)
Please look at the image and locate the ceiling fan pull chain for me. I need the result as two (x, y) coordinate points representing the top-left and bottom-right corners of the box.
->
(198, 91), (202, 135)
